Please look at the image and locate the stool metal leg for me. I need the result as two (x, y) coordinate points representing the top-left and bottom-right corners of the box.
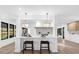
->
(40, 44), (42, 54)
(32, 43), (34, 54)
(48, 43), (50, 54)
(23, 43), (25, 54)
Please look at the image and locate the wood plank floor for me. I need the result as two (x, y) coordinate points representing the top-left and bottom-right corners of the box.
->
(0, 39), (79, 54)
(58, 39), (79, 54)
(0, 42), (15, 54)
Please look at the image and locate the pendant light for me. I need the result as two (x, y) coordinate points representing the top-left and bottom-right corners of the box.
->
(46, 12), (48, 20)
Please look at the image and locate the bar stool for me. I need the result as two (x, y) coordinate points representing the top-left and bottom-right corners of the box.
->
(23, 41), (34, 54)
(40, 41), (50, 54)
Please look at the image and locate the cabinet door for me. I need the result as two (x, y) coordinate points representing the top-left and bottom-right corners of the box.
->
(68, 22), (76, 32)
(76, 22), (79, 31)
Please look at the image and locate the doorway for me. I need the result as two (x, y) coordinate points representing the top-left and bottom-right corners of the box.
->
(57, 27), (65, 39)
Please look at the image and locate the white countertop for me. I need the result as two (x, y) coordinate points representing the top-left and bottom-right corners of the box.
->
(20, 36), (56, 39)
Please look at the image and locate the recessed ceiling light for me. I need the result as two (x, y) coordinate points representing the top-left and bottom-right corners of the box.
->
(19, 8), (22, 10)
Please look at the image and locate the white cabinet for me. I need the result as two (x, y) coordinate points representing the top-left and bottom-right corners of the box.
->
(35, 27), (53, 35)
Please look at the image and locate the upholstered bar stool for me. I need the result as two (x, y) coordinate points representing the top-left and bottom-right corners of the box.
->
(40, 41), (50, 54)
(23, 41), (34, 54)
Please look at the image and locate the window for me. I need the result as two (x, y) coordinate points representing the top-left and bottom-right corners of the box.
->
(1, 22), (8, 40)
(9, 24), (14, 38)
(1, 22), (16, 40)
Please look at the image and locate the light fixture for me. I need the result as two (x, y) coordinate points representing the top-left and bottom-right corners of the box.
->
(25, 12), (27, 15)
(19, 8), (22, 11)
(46, 12), (48, 20)
(46, 12), (48, 15)
(25, 12), (27, 19)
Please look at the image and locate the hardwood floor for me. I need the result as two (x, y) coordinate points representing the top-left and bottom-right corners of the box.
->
(58, 39), (79, 54)
(0, 39), (79, 54)
(0, 43), (15, 54)
(20, 49), (50, 54)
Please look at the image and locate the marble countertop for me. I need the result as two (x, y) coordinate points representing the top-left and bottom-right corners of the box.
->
(20, 36), (56, 39)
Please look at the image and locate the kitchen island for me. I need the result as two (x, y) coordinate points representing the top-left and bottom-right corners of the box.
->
(15, 37), (58, 53)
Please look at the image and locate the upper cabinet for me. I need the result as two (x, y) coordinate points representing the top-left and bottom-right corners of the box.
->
(67, 21), (79, 33)
(36, 20), (53, 27)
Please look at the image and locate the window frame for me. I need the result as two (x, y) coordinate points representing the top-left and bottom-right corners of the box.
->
(1, 22), (8, 40)
(9, 24), (14, 38)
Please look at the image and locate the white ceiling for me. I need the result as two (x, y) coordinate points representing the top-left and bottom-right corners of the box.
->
(0, 5), (79, 16)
